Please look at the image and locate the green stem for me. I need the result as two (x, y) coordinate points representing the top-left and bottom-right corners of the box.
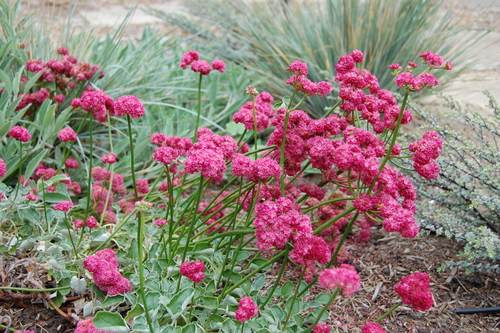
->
(282, 266), (307, 331)
(13, 140), (23, 200)
(65, 213), (78, 258)
(218, 250), (287, 302)
(84, 113), (93, 219)
(137, 212), (155, 333)
(375, 301), (403, 323)
(0, 285), (70, 292)
(194, 72), (203, 141)
(301, 287), (340, 333)
(261, 249), (289, 308)
(126, 114), (139, 201)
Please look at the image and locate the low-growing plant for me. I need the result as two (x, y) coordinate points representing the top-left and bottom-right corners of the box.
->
(151, 0), (490, 118)
(405, 93), (500, 274)
(1, 31), (454, 332)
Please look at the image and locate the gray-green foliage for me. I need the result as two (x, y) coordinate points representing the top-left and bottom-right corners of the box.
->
(151, 0), (490, 117)
(408, 93), (500, 274)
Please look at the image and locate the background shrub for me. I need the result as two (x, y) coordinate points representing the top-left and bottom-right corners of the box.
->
(407, 93), (500, 274)
(150, 0), (490, 117)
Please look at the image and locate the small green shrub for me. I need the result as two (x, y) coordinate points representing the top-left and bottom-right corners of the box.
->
(407, 93), (500, 274)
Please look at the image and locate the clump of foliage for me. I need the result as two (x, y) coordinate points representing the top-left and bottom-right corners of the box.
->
(150, 0), (490, 117)
(407, 93), (500, 274)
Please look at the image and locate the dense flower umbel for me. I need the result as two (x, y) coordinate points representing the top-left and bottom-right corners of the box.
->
(233, 91), (278, 132)
(0, 158), (6, 178)
(113, 95), (145, 118)
(57, 127), (78, 141)
(84, 249), (132, 296)
(54, 200), (74, 213)
(180, 260), (205, 283)
(361, 322), (387, 333)
(74, 317), (113, 333)
(394, 272), (433, 311)
(409, 130), (443, 179)
(9, 126), (31, 142)
(71, 90), (114, 123)
(180, 50), (226, 76)
(313, 324), (331, 333)
(319, 264), (361, 296)
(235, 297), (258, 322)
(285, 60), (332, 97)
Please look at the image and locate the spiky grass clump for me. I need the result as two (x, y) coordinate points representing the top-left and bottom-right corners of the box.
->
(153, 0), (490, 117)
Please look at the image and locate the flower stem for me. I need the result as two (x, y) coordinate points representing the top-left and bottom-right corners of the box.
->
(375, 301), (403, 322)
(194, 72), (203, 141)
(301, 287), (340, 332)
(137, 212), (155, 333)
(126, 114), (139, 201)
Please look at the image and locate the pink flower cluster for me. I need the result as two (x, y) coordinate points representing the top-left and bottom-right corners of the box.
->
(180, 260), (205, 283)
(113, 95), (145, 118)
(184, 128), (237, 181)
(232, 90), (277, 133)
(9, 126), (31, 142)
(0, 158), (6, 178)
(180, 50), (226, 75)
(18, 47), (103, 113)
(84, 249), (132, 296)
(335, 50), (416, 133)
(266, 109), (347, 176)
(74, 216), (99, 229)
(318, 264), (360, 296)
(394, 272), (433, 311)
(409, 130), (443, 179)
(286, 60), (332, 97)
(152, 134), (193, 166)
(71, 89), (115, 123)
(361, 322), (386, 333)
(54, 200), (74, 213)
(75, 317), (113, 333)
(58, 127), (78, 142)
(235, 296), (258, 322)
(231, 153), (281, 183)
(395, 71), (439, 92)
(313, 324), (331, 333)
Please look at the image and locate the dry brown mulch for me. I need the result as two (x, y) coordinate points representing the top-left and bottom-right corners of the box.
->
(1, 227), (499, 333)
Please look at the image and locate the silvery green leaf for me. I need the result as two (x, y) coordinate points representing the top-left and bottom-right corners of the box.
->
(70, 276), (87, 294)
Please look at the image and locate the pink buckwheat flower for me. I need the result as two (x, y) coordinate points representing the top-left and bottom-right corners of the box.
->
(191, 60), (211, 75)
(319, 264), (360, 296)
(86, 216), (99, 228)
(154, 219), (168, 227)
(362, 322), (387, 333)
(74, 219), (85, 228)
(211, 59), (226, 72)
(136, 178), (149, 194)
(84, 249), (132, 296)
(180, 260), (205, 283)
(180, 50), (200, 69)
(286, 60), (309, 75)
(444, 61), (453, 70)
(395, 272), (433, 311)
(26, 193), (38, 201)
(113, 95), (145, 118)
(313, 324), (331, 333)
(54, 94), (65, 103)
(58, 127), (78, 142)
(153, 146), (179, 165)
(9, 126), (31, 142)
(0, 158), (6, 178)
(235, 296), (258, 322)
(75, 317), (114, 333)
(419, 51), (444, 68)
(54, 200), (74, 213)
(101, 153), (117, 164)
(150, 132), (167, 145)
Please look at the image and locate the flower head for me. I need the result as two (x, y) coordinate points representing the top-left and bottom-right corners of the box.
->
(180, 260), (205, 283)
(101, 153), (117, 164)
(211, 60), (226, 73)
(113, 95), (145, 118)
(362, 322), (386, 333)
(54, 200), (74, 213)
(286, 60), (309, 75)
(235, 297), (258, 322)
(75, 317), (114, 333)
(313, 324), (331, 333)
(9, 126), (31, 142)
(180, 50), (200, 69)
(0, 158), (6, 178)
(58, 127), (77, 142)
(191, 60), (211, 75)
(318, 264), (360, 296)
(394, 272), (433, 311)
